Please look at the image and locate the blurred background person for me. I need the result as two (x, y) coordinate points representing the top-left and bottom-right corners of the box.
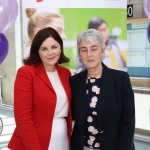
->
(24, 8), (66, 58)
(76, 17), (127, 72)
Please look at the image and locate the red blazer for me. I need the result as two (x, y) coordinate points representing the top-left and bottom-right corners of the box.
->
(8, 63), (72, 150)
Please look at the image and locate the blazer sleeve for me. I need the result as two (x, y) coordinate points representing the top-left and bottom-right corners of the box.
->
(14, 67), (43, 150)
(117, 73), (135, 150)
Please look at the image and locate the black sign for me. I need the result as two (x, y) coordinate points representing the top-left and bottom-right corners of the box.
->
(127, 5), (133, 18)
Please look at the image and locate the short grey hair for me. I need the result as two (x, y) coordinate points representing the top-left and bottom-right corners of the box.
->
(77, 29), (105, 52)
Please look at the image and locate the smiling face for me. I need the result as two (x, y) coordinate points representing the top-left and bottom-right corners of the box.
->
(79, 40), (104, 70)
(48, 17), (66, 41)
(38, 37), (61, 71)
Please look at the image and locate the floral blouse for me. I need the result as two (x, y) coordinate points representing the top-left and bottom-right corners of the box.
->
(84, 77), (101, 149)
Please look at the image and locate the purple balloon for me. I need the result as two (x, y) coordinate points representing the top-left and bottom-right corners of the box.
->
(143, 0), (150, 18)
(0, 33), (9, 64)
(0, 0), (18, 33)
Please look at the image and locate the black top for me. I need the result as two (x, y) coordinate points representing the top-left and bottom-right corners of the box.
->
(70, 63), (135, 150)
(84, 77), (101, 149)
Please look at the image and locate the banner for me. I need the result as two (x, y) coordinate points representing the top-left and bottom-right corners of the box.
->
(22, 0), (127, 72)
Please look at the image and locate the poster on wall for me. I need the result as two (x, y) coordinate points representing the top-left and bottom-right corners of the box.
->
(21, 0), (127, 72)
(127, 21), (150, 77)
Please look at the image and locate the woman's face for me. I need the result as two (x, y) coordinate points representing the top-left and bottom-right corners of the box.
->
(97, 22), (108, 44)
(48, 17), (66, 41)
(79, 40), (104, 70)
(38, 37), (61, 71)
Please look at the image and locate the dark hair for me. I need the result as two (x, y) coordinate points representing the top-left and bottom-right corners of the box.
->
(23, 27), (69, 65)
(88, 17), (107, 29)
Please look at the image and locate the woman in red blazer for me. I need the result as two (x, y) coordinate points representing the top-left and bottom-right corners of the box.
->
(8, 27), (72, 150)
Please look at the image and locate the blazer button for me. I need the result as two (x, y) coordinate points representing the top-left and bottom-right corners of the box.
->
(99, 131), (104, 133)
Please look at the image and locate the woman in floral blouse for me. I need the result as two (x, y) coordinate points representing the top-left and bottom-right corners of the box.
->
(69, 29), (135, 150)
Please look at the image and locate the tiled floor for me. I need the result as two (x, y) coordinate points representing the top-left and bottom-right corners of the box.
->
(134, 140), (150, 150)
(0, 106), (150, 150)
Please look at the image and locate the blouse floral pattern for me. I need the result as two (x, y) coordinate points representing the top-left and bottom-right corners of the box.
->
(84, 77), (101, 149)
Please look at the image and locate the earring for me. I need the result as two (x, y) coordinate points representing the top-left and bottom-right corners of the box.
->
(60, 50), (61, 52)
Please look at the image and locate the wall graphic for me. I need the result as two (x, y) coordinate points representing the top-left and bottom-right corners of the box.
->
(21, 0), (127, 72)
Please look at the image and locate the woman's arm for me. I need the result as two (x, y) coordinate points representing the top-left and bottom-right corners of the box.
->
(14, 67), (43, 150)
(117, 72), (135, 150)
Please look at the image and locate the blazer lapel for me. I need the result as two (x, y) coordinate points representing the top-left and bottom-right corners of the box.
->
(76, 65), (110, 132)
(78, 70), (87, 131)
(56, 64), (71, 104)
(35, 63), (54, 91)
(35, 63), (71, 102)
(76, 64), (109, 135)
(98, 63), (109, 130)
